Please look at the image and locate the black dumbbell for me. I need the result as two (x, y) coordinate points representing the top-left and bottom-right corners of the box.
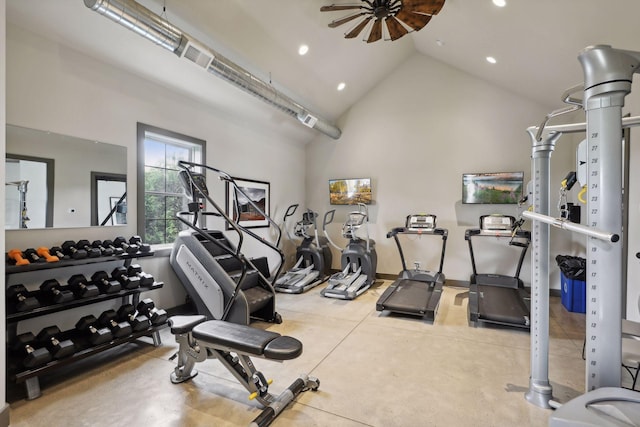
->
(7, 284), (40, 312)
(101, 240), (124, 256)
(61, 241), (88, 260)
(90, 271), (122, 294)
(97, 310), (133, 338)
(12, 332), (52, 369)
(111, 266), (140, 290)
(75, 315), (113, 345)
(23, 248), (46, 263)
(50, 246), (70, 261)
(116, 304), (151, 332)
(68, 274), (100, 298)
(91, 240), (114, 256)
(40, 279), (75, 304)
(113, 236), (138, 254)
(126, 264), (155, 287)
(137, 299), (168, 325)
(76, 240), (102, 258)
(37, 326), (75, 359)
(129, 236), (151, 253)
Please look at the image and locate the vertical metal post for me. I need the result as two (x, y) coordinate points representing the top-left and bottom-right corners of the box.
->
(525, 130), (561, 408)
(578, 45), (640, 390)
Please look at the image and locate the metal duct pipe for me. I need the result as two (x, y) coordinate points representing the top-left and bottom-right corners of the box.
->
(84, 0), (342, 139)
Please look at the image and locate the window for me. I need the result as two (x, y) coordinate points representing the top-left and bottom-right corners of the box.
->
(137, 123), (205, 244)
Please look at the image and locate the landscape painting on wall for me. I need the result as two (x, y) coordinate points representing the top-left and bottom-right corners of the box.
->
(329, 178), (372, 205)
(462, 171), (524, 204)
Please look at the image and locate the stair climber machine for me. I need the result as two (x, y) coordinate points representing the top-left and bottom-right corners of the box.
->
(376, 214), (448, 321)
(167, 161), (319, 427)
(466, 214), (531, 329)
(275, 204), (333, 293)
(321, 203), (377, 300)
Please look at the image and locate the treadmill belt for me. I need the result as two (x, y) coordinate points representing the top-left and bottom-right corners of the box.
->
(379, 279), (434, 315)
(478, 285), (529, 326)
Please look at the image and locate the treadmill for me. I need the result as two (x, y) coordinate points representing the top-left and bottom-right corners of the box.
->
(466, 214), (531, 329)
(376, 214), (448, 321)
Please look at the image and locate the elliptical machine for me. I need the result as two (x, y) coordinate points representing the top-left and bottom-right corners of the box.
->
(275, 204), (332, 293)
(321, 203), (377, 300)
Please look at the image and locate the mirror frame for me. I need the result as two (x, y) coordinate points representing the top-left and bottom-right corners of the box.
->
(5, 153), (55, 228)
(90, 172), (127, 226)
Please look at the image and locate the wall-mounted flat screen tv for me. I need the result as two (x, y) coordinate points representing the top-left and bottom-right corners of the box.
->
(462, 171), (524, 204)
(329, 178), (372, 205)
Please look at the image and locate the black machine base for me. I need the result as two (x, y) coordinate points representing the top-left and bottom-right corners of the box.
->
(468, 283), (531, 329)
(376, 279), (442, 321)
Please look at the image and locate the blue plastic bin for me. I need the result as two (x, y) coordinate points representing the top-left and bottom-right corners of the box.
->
(560, 272), (586, 313)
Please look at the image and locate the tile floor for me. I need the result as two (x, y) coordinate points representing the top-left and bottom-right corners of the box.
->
(8, 282), (595, 426)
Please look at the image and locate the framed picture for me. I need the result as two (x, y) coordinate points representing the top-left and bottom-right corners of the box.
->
(329, 177), (372, 205)
(462, 171), (524, 204)
(225, 177), (270, 229)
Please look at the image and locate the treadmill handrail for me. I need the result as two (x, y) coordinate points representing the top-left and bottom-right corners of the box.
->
(387, 225), (448, 275)
(387, 227), (448, 238)
(465, 227), (531, 281)
(465, 228), (531, 240)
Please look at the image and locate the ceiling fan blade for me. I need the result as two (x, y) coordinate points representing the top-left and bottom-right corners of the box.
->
(345, 17), (372, 38)
(329, 12), (366, 28)
(394, 9), (432, 31)
(367, 18), (383, 43)
(401, 0), (446, 15)
(385, 16), (409, 41)
(321, 4), (365, 12)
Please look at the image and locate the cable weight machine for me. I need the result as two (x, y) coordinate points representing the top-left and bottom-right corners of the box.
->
(523, 45), (640, 421)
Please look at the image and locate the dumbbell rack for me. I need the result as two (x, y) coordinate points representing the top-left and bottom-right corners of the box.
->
(5, 251), (164, 400)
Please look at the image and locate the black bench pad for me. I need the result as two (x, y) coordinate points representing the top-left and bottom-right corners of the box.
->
(168, 315), (207, 334)
(192, 320), (303, 361)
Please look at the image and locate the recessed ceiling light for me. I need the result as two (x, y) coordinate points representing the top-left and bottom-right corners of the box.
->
(298, 44), (309, 55)
(486, 56), (497, 64)
(337, 82), (346, 91)
(492, 0), (506, 7)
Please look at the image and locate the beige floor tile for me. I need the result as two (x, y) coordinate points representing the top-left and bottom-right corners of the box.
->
(9, 282), (593, 427)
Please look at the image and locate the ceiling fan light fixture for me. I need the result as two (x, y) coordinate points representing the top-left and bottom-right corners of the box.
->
(321, 0), (446, 43)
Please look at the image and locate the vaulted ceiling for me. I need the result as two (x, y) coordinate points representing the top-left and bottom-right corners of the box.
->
(7, 0), (640, 142)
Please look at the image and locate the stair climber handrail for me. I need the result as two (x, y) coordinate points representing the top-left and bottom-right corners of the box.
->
(177, 160), (286, 293)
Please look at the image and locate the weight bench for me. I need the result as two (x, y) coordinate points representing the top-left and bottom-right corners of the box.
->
(168, 315), (319, 427)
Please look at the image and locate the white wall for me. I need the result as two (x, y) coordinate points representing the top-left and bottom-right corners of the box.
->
(306, 53), (577, 286)
(5, 23), (307, 309)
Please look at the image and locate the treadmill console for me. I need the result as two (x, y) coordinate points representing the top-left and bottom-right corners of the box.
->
(406, 214), (436, 231)
(480, 215), (515, 234)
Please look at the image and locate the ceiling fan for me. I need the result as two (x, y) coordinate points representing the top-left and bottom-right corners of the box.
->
(320, 0), (445, 43)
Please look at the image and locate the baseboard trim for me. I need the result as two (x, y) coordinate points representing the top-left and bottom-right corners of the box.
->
(0, 402), (10, 427)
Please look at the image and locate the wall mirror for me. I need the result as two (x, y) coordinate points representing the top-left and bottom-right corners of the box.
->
(5, 124), (127, 230)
